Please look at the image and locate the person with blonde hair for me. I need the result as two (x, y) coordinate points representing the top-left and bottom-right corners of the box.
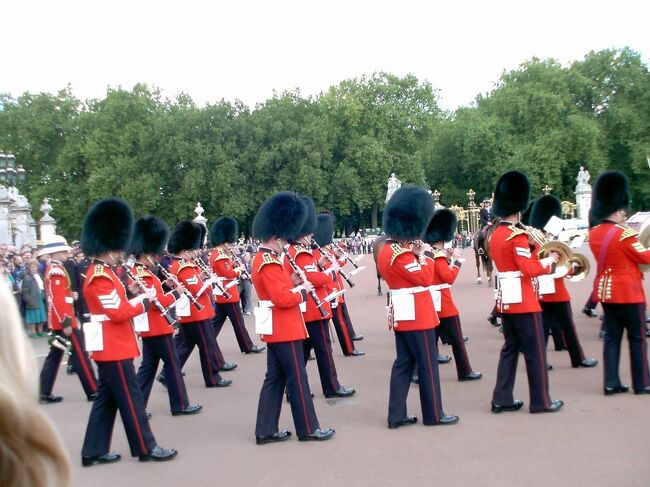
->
(0, 278), (71, 487)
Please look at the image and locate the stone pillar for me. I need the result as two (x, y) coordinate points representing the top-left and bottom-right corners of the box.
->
(0, 186), (12, 246)
(39, 198), (57, 242)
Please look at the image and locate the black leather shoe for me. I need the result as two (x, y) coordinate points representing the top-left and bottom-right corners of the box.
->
(156, 373), (167, 389)
(598, 329), (606, 339)
(349, 350), (365, 356)
(172, 404), (202, 416)
(87, 393), (98, 402)
(437, 354), (452, 364)
(582, 307), (597, 318)
(82, 452), (121, 467)
(531, 399), (564, 413)
(634, 386), (650, 395)
(209, 379), (232, 388)
(40, 394), (63, 404)
(67, 363), (75, 375)
(546, 363), (553, 371)
(298, 428), (335, 441)
(246, 345), (266, 354)
(462, 336), (469, 342)
(221, 362), (238, 371)
(324, 386), (355, 398)
(145, 410), (152, 419)
(487, 314), (498, 326)
(351, 335), (364, 341)
(410, 374), (419, 384)
(138, 446), (177, 462)
(460, 371), (482, 381)
(256, 430), (292, 444)
(491, 400), (524, 413)
(388, 415), (418, 429)
(604, 384), (629, 396)
(575, 358), (598, 368)
(435, 414), (459, 425)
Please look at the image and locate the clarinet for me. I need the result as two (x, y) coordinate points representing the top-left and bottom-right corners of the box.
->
(193, 253), (232, 300)
(311, 239), (355, 288)
(121, 263), (179, 328)
(282, 244), (328, 318)
(147, 256), (205, 311)
(331, 243), (362, 269)
(226, 245), (251, 280)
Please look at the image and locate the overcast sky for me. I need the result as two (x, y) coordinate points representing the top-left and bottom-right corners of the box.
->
(3, 0), (648, 111)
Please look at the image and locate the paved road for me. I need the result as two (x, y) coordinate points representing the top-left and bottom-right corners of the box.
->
(35, 247), (649, 486)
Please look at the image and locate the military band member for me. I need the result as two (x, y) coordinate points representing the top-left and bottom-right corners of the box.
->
(378, 186), (458, 428)
(209, 216), (265, 354)
(489, 171), (563, 414)
(423, 209), (482, 382)
(80, 198), (176, 466)
(588, 171), (650, 395)
(129, 216), (202, 416)
(167, 221), (232, 388)
(313, 211), (364, 357)
(38, 235), (98, 403)
(529, 195), (598, 368)
(286, 196), (355, 398)
(252, 191), (335, 443)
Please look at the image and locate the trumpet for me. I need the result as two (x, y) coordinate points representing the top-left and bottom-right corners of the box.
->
(311, 239), (355, 288)
(283, 244), (328, 318)
(121, 263), (179, 328)
(192, 253), (232, 300)
(48, 333), (72, 355)
(147, 256), (205, 311)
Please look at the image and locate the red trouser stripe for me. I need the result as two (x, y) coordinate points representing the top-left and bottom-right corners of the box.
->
(70, 331), (97, 392)
(165, 337), (187, 408)
(291, 342), (312, 434)
(116, 361), (147, 453)
(532, 313), (551, 408)
(422, 331), (440, 423)
(336, 307), (354, 353)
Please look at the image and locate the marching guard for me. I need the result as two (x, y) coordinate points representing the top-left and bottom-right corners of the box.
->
(129, 216), (202, 416)
(252, 191), (335, 443)
(209, 216), (265, 354)
(38, 235), (98, 403)
(588, 171), (650, 395)
(80, 198), (176, 466)
(377, 185), (458, 428)
(286, 196), (355, 398)
(489, 171), (563, 414)
(423, 209), (482, 382)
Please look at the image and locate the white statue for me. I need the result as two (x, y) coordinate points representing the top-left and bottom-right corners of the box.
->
(386, 173), (402, 202)
(576, 166), (590, 189)
(575, 166), (592, 221)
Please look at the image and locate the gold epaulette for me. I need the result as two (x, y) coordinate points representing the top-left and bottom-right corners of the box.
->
(213, 248), (229, 261)
(135, 265), (150, 278)
(258, 252), (281, 271)
(177, 259), (195, 271)
(433, 250), (447, 259)
(617, 225), (637, 241)
(390, 243), (409, 266)
(506, 226), (528, 241)
(88, 264), (111, 283)
(293, 244), (312, 257)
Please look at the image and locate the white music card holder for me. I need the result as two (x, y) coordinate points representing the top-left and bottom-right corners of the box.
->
(133, 312), (150, 332)
(430, 289), (442, 312)
(175, 295), (191, 317)
(83, 316), (105, 352)
(254, 302), (273, 335)
(391, 293), (416, 321)
(537, 274), (556, 295)
(500, 276), (523, 304)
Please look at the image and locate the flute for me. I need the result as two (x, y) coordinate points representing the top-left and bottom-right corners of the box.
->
(311, 239), (355, 288)
(121, 263), (179, 328)
(282, 244), (328, 318)
(146, 256), (205, 311)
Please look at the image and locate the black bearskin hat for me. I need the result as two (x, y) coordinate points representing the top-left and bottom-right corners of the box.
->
(252, 191), (308, 241)
(588, 209), (600, 229)
(195, 223), (206, 249)
(295, 196), (317, 238)
(129, 216), (169, 257)
(424, 209), (457, 244)
(210, 217), (237, 246)
(81, 198), (134, 256)
(492, 171), (531, 217)
(314, 212), (335, 246)
(530, 195), (562, 231)
(382, 185), (434, 241)
(168, 220), (201, 254)
(520, 200), (534, 226)
(591, 170), (631, 220)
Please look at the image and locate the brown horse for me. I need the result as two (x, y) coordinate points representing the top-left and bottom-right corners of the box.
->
(473, 221), (497, 286)
(372, 236), (387, 295)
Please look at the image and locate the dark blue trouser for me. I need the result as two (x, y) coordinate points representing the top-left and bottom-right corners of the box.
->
(388, 329), (445, 425)
(541, 301), (586, 365)
(40, 328), (97, 397)
(213, 301), (254, 352)
(437, 316), (473, 379)
(331, 304), (355, 355)
(303, 319), (341, 396)
(137, 334), (190, 413)
(82, 360), (156, 457)
(602, 303), (649, 391)
(492, 312), (552, 412)
(175, 319), (224, 387)
(255, 341), (320, 438)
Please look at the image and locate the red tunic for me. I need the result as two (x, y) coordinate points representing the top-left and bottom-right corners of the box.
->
(489, 222), (554, 314)
(45, 260), (77, 331)
(130, 264), (179, 338)
(169, 257), (215, 323)
(83, 261), (146, 362)
(285, 243), (336, 322)
(377, 241), (438, 331)
(589, 222), (650, 304)
(209, 246), (241, 303)
(251, 248), (308, 343)
(538, 273), (572, 303)
(426, 251), (461, 318)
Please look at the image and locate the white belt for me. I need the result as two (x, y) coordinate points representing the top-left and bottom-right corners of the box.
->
(258, 300), (274, 308)
(88, 314), (108, 322)
(429, 284), (451, 291)
(497, 271), (522, 279)
(390, 286), (428, 296)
